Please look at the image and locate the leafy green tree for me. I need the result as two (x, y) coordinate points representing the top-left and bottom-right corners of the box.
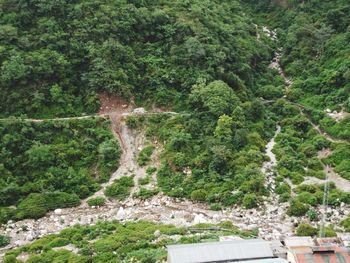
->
(214, 115), (233, 144)
(190, 80), (239, 116)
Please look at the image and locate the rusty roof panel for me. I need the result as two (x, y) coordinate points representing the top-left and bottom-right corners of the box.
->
(292, 247), (350, 263)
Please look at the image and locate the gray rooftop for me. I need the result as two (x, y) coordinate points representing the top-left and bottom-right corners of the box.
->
(234, 259), (288, 263)
(167, 239), (275, 263)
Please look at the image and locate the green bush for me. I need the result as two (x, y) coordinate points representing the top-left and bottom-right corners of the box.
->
(4, 221), (256, 262)
(87, 197), (106, 207)
(287, 199), (309, 216)
(137, 146), (155, 166)
(279, 192), (291, 203)
(126, 116), (137, 129)
(45, 192), (81, 210)
(48, 238), (70, 248)
(0, 235), (10, 247)
(210, 203), (222, 211)
(242, 194), (259, 209)
(275, 183), (291, 195)
(15, 192), (81, 220)
(105, 176), (134, 200)
(297, 192), (318, 206)
(133, 188), (159, 200)
(138, 177), (151, 186)
(341, 215), (350, 232)
(0, 119), (120, 221)
(323, 227), (337, 237)
(0, 207), (16, 225)
(296, 223), (318, 236)
(16, 193), (48, 219)
(190, 189), (208, 202)
(307, 210), (318, 221)
(146, 167), (157, 175)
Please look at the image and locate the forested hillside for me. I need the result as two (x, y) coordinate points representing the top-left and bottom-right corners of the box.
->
(0, 0), (277, 219)
(1, 0), (350, 259)
(0, 118), (120, 221)
(248, 0), (350, 139)
(0, 0), (272, 118)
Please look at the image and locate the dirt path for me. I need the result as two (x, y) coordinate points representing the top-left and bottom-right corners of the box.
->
(296, 106), (349, 145)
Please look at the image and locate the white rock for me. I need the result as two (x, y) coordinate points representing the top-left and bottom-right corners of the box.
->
(26, 234), (34, 241)
(133, 108), (146, 114)
(193, 214), (207, 224)
(154, 230), (161, 237)
(54, 209), (62, 215)
(116, 207), (126, 220)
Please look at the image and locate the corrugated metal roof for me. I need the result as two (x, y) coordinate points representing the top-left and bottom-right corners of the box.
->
(233, 259), (288, 263)
(291, 246), (350, 263)
(167, 239), (274, 263)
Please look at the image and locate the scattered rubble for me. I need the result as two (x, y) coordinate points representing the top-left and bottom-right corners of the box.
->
(325, 108), (350, 122)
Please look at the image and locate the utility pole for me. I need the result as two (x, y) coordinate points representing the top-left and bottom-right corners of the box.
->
(319, 165), (330, 238)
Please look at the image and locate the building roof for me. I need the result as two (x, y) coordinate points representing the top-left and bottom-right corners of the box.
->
(167, 239), (275, 263)
(235, 259), (288, 263)
(290, 246), (350, 263)
(285, 237), (314, 248)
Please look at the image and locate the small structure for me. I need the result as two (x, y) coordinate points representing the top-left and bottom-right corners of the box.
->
(167, 239), (287, 263)
(286, 237), (350, 263)
(285, 236), (314, 248)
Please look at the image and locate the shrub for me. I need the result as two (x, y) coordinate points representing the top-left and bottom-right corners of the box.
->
(138, 177), (150, 185)
(307, 210), (318, 221)
(210, 203), (222, 211)
(45, 192), (81, 210)
(105, 176), (134, 200)
(126, 116), (137, 129)
(0, 235), (10, 247)
(87, 197), (106, 207)
(296, 224), (318, 236)
(16, 193), (48, 219)
(48, 237), (70, 248)
(324, 227), (337, 237)
(0, 207), (16, 225)
(146, 167), (157, 175)
(133, 188), (159, 200)
(190, 189), (208, 202)
(15, 192), (81, 220)
(137, 146), (155, 166)
(341, 215), (350, 231)
(297, 192), (318, 206)
(242, 194), (259, 209)
(279, 192), (291, 203)
(287, 199), (309, 216)
(275, 183), (291, 195)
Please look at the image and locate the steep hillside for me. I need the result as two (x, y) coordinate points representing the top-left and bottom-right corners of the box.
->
(0, 0), (272, 118)
(1, 0), (350, 260)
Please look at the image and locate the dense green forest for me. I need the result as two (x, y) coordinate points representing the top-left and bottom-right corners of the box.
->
(0, 0), (278, 219)
(0, 0), (273, 118)
(248, 0), (350, 139)
(0, 118), (120, 221)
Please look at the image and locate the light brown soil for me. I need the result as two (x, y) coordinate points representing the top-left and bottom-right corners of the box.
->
(98, 92), (134, 115)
